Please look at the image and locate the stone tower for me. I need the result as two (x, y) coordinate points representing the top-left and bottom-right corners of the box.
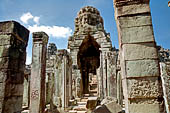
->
(68, 6), (117, 99)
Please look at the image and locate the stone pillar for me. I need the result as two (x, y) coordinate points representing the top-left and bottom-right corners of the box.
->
(0, 21), (29, 113)
(114, 0), (164, 113)
(30, 32), (48, 113)
(23, 65), (31, 108)
(160, 62), (170, 113)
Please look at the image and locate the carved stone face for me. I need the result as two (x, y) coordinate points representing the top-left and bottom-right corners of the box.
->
(76, 6), (103, 27)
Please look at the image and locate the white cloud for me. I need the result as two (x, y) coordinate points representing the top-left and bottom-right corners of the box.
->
(20, 12), (40, 24)
(28, 25), (72, 38)
(20, 12), (34, 24)
(33, 16), (40, 24)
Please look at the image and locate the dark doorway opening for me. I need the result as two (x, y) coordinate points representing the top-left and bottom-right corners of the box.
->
(77, 35), (100, 94)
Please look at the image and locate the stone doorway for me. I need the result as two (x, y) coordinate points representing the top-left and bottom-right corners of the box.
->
(77, 35), (100, 95)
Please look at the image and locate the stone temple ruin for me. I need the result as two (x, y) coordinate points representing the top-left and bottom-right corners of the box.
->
(0, 0), (170, 113)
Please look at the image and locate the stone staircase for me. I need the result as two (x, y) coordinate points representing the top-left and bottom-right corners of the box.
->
(68, 75), (98, 113)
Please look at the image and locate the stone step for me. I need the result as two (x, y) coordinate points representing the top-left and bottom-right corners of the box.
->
(84, 94), (90, 97)
(69, 110), (77, 113)
(22, 110), (29, 113)
(81, 98), (88, 102)
(89, 89), (97, 93)
(69, 99), (76, 106)
(77, 111), (87, 113)
(77, 101), (87, 105)
(73, 106), (87, 111)
(76, 104), (87, 107)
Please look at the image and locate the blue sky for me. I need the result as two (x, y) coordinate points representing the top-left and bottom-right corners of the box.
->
(0, 0), (170, 64)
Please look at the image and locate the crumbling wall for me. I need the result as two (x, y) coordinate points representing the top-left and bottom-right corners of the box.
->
(0, 21), (29, 113)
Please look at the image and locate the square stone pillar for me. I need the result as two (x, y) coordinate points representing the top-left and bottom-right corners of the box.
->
(30, 32), (48, 113)
(0, 21), (29, 113)
(114, 0), (164, 113)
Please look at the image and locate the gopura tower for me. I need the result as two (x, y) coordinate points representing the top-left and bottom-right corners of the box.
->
(68, 6), (118, 99)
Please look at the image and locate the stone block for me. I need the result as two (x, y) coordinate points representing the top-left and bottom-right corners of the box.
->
(0, 70), (7, 83)
(0, 21), (29, 43)
(0, 69), (24, 84)
(127, 77), (162, 99)
(120, 25), (154, 44)
(115, 3), (150, 17)
(0, 83), (5, 98)
(122, 43), (158, 60)
(3, 96), (23, 113)
(128, 104), (161, 113)
(5, 83), (24, 97)
(7, 71), (24, 84)
(0, 57), (21, 71)
(93, 101), (122, 113)
(126, 60), (160, 78)
(0, 45), (11, 58)
(118, 14), (152, 28)
(0, 34), (12, 46)
(86, 97), (98, 110)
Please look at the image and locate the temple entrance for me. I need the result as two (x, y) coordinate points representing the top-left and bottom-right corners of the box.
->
(77, 35), (100, 95)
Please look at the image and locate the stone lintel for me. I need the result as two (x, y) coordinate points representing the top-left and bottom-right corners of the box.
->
(33, 32), (49, 44)
(0, 21), (29, 43)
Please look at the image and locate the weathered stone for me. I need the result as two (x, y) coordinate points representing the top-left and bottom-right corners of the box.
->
(0, 21), (29, 113)
(3, 96), (23, 113)
(0, 21), (29, 43)
(120, 25), (154, 44)
(0, 34), (12, 46)
(0, 45), (11, 58)
(86, 97), (98, 110)
(114, 0), (164, 112)
(122, 43), (158, 60)
(127, 77), (162, 99)
(128, 104), (161, 113)
(115, 2), (150, 17)
(30, 32), (48, 113)
(118, 14), (152, 28)
(126, 60), (160, 78)
(5, 84), (24, 97)
(160, 62), (170, 112)
(68, 6), (115, 99)
(93, 101), (122, 113)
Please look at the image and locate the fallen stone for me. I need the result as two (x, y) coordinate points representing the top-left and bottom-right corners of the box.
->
(92, 101), (122, 113)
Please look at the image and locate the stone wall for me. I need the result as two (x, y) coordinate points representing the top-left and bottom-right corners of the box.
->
(0, 21), (29, 113)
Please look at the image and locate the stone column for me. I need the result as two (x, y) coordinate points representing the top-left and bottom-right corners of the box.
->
(114, 0), (164, 113)
(30, 32), (48, 113)
(160, 62), (170, 113)
(0, 21), (29, 113)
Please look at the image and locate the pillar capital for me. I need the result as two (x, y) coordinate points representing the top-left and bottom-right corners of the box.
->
(0, 21), (29, 44)
(33, 32), (49, 44)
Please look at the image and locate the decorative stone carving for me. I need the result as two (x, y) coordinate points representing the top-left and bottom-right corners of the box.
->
(127, 77), (163, 99)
